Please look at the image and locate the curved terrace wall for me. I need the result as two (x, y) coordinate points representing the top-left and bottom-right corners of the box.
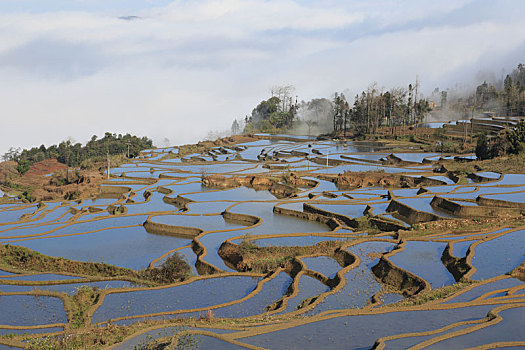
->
(371, 256), (430, 296)
(303, 203), (359, 228)
(273, 205), (340, 230)
(162, 195), (194, 209)
(431, 196), (522, 217)
(143, 219), (203, 238)
(386, 199), (443, 224)
(99, 185), (132, 198)
(441, 243), (472, 282)
(477, 195), (525, 209)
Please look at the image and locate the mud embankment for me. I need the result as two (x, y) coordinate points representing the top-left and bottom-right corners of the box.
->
(467, 172), (500, 183)
(273, 205), (341, 230)
(441, 243), (473, 281)
(477, 195), (525, 210)
(202, 174), (300, 198)
(107, 204), (128, 215)
(99, 185), (131, 198)
(510, 260), (525, 282)
(371, 256), (430, 296)
(431, 196), (522, 217)
(333, 172), (447, 190)
(303, 203), (359, 228)
(386, 199), (443, 224)
(276, 203), (404, 233)
(222, 210), (260, 226)
(162, 195), (194, 209)
(385, 154), (424, 166)
(143, 219), (203, 238)
(218, 240), (346, 275)
(369, 216), (407, 232)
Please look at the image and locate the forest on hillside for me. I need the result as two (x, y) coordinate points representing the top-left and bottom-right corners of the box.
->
(2, 132), (153, 175)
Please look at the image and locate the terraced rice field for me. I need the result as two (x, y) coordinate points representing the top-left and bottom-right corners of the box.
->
(1, 134), (524, 349)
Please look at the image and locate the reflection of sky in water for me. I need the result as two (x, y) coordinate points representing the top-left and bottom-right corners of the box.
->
(396, 197), (455, 218)
(92, 276), (260, 323)
(482, 191), (525, 203)
(12, 219), (190, 270)
(3, 134), (525, 343)
(151, 214), (246, 231)
(312, 164), (421, 174)
(471, 229), (525, 280)
(393, 153), (439, 163)
(313, 241), (395, 313)
(389, 241), (455, 287)
(310, 204), (368, 218)
(0, 295), (67, 326)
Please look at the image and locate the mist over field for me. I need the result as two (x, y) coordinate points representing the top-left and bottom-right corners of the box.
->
(1, 0), (525, 153)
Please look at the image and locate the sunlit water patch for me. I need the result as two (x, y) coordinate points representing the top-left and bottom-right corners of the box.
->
(302, 256), (343, 279)
(445, 278), (523, 304)
(389, 241), (455, 287)
(92, 276), (261, 323)
(241, 304), (501, 349)
(14, 224), (189, 270)
(425, 306), (525, 349)
(313, 241), (395, 313)
(471, 229), (525, 280)
(0, 295), (66, 326)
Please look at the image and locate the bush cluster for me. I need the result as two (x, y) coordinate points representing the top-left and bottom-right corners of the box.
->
(475, 120), (525, 160)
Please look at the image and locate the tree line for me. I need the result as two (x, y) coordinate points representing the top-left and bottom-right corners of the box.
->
(234, 81), (432, 136)
(331, 81), (431, 136)
(474, 64), (525, 116)
(445, 64), (525, 118)
(2, 132), (153, 174)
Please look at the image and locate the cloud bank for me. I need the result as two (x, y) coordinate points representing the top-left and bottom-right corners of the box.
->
(1, 0), (524, 153)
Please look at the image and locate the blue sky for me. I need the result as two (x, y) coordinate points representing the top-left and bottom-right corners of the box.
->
(1, 0), (525, 152)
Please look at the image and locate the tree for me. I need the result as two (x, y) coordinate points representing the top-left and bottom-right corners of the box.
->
(475, 133), (491, 160)
(244, 90), (298, 133)
(12, 133), (153, 171)
(16, 159), (30, 175)
(507, 120), (525, 154)
(440, 91), (447, 109)
(2, 147), (21, 162)
(231, 120), (241, 135)
(504, 74), (513, 116)
(332, 93), (348, 133)
(270, 85), (296, 112)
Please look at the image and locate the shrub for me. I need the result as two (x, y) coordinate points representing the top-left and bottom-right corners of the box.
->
(475, 133), (491, 160)
(140, 252), (191, 283)
(16, 159), (30, 175)
(441, 141), (457, 153)
(507, 120), (525, 154)
(475, 129), (514, 160)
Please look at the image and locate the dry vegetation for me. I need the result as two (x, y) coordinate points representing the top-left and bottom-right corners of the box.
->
(218, 239), (349, 274)
(0, 245), (191, 285)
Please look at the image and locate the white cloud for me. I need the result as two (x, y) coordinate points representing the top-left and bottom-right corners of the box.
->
(157, 0), (364, 31)
(0, 0), (524, 154)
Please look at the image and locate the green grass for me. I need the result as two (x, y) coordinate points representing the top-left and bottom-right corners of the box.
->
(391, 281), (473, 307)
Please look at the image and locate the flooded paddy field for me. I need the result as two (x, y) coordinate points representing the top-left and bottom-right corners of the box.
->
(1, 134), (524, 349)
